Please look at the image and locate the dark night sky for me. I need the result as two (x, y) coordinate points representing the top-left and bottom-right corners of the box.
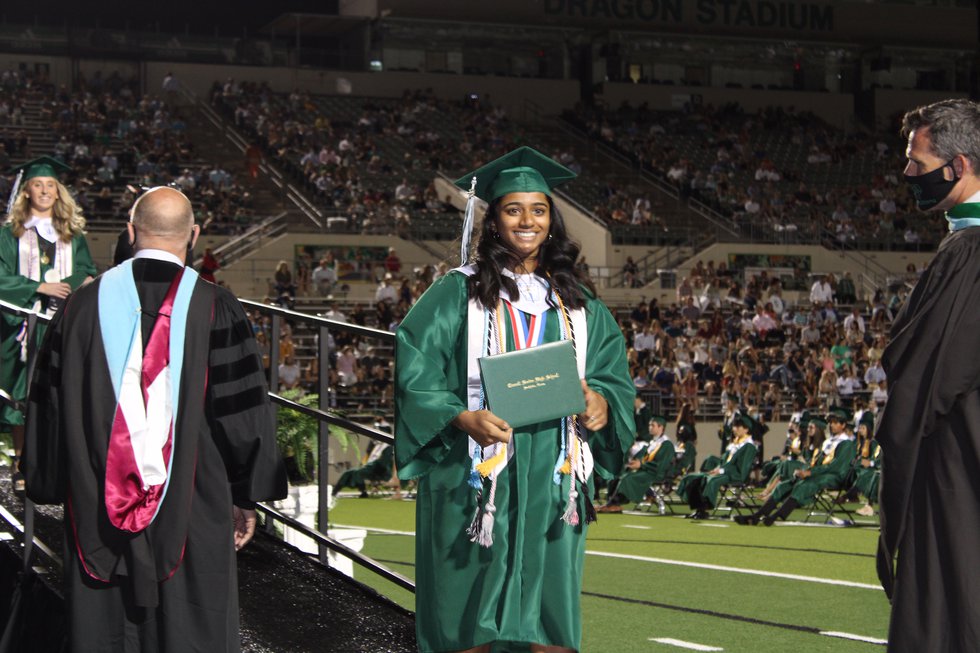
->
(1, 2), (341, 35)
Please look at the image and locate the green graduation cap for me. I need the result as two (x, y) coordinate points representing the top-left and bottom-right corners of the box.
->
(826, 406), (852, 424)
(809, 416), (828, 432)
(733, 410), (759, 433)
(648, 414), (668, 427)
(11, 156), (72, 182)
(453, 146), (577, 203)
(857, 410), (876, 431)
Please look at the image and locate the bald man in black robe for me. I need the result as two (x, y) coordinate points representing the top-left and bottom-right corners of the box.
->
(23, 187), (287, 652)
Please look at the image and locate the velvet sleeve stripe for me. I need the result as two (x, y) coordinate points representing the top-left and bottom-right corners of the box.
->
(209, 316), (255, 350)
(208, 353), (262, 386)
(212, 385), (268, 419)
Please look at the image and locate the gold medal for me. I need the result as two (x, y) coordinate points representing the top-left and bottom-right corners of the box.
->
(40, 253), (50, 265)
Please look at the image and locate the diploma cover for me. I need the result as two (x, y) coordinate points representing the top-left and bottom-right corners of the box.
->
(478, 340), (585, 428)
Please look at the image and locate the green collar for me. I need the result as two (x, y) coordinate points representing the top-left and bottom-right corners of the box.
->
(945, 203), (980, 232)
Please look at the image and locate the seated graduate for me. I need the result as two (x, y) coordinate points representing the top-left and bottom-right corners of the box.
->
(677, 410), (759, 519)
(596, 395), (653, 501)
(672, 416), (698, 477)
(842, 409), (880, 516)
(759, 412), (824, 501)
(735, 406), (857, 526)
(598, 413), (673, 513)
(332, 421), (398, 498)
(701, 395), (739, 471)
(761, 408), (809, 483)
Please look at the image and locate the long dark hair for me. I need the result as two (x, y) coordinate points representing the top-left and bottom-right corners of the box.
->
(467, 195), (595, 310)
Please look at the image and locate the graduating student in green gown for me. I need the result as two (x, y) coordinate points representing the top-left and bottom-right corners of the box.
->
(735, 407), (856, 526)
(332, 440), (396, 498)
(759, 413), (819, 501)
(395, 147), (635, 653)
(0, 157), (95, 493)
(676, 410), (759, 519)
(597, 413), (673, 512)
(844, 411), (880, 516)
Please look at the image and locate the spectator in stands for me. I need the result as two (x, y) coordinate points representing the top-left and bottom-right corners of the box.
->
(312, 256), (337, 296)
(384, 247), (402, 276)
(273, 260), (294, 296)
(375, 272), (398, 304)
(836, 271), (858, 304)
(200, 247), (220, 283)
(809, 274), (834, 304)
(278, 355), (302, 390)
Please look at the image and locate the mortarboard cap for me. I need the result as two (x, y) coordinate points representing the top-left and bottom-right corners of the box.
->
(453, 146), (576, 203)
(857, 410), (876, 431)
(648, 414), (668, 427)
(10, 156), (72, 182)
(826, 406), (852, 424)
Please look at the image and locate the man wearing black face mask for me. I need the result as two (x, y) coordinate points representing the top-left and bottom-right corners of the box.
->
(876, 98), (980, 653)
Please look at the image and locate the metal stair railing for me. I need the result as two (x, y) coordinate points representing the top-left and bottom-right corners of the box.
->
(0, 293), (414, 597)
(177, 83), (332, 231)
(199, 211), (289, 269)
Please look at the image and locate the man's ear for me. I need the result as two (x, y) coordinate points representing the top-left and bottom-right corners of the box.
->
(190, 224), (201, 250)
(127, 222), (136, 246)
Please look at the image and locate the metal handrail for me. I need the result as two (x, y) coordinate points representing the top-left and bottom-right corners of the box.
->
(258, 502), (415, 593)
(0, 291), (410, 596)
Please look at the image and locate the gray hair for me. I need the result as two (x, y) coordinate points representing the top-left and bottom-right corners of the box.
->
(902, 98), (980, 171)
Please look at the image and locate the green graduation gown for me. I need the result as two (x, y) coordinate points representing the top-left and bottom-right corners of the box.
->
(0, 225), (95, 425)
(614, 436), (675, 503)
(677, 439), (757, 509)
(334, 443), (395, 493)
(852, 440), (881, 502)
(671, 441), (697, 477)
(783, 436), (857, 505)
(395, 271), (634, 653)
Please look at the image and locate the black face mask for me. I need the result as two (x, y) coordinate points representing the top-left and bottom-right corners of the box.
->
(904, 159), (958, 210)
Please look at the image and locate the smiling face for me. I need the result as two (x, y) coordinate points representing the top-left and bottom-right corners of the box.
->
(24, 176), (59, 217)
(494, 191), (551, 273)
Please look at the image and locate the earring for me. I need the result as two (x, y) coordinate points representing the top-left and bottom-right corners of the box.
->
(548, 234), (553, 240)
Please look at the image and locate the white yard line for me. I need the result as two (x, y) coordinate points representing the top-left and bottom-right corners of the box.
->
(649, 637), (724, 651)
(696, 523), (730, 528)
(586, 550), (882, 590)
(820, 631), (888, 645)
(330, 522), (416, 536)
(622, 524), (652, 530)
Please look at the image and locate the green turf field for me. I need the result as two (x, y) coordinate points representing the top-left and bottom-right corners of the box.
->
(328, 495), (890, 652)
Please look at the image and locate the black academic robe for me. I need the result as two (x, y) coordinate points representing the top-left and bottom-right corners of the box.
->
(23, 258), (287, 653)
(876, 226), (980, 653)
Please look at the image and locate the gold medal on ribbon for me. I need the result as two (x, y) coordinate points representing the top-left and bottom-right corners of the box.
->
(40, 253), (50, 265)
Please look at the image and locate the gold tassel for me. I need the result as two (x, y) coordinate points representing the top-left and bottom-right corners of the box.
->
(475, 444), (507, 478)
(560, 433), (579, 475)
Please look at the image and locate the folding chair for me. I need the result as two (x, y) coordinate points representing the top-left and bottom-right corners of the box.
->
(710, 482), (761, 519)
(804, 485), (858, 526)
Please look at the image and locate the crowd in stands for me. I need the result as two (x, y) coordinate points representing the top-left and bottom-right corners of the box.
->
(567, 101), (945, 249)
(213, 80), (526, 239)
(0, 68), (256, 234)
(617, 258), (910, 427)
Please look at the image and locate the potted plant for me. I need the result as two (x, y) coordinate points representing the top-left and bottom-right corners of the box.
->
(276, 388), (357, 484)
